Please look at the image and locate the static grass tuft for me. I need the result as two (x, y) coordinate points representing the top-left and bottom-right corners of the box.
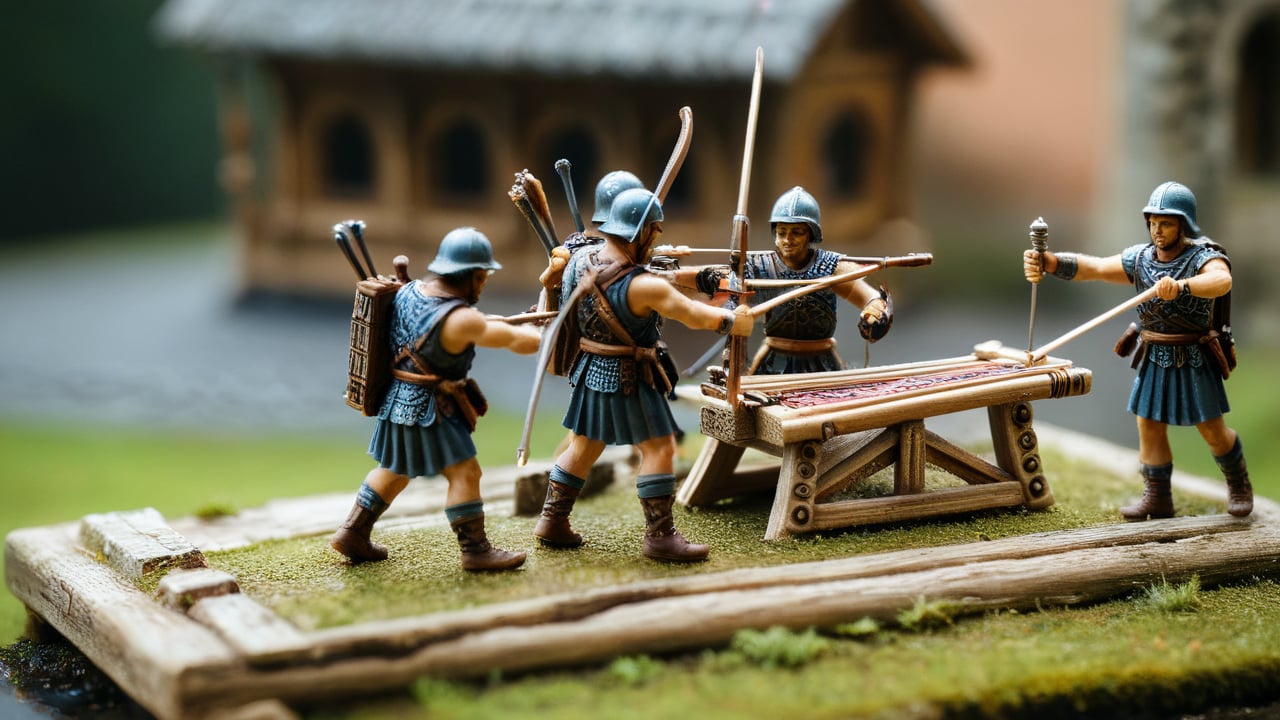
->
(605, 655), (664, 686)
(897, 596), (964, 632)
(729, 626), (834, 669)
(833, 616), (882, 638)
(1140, 574), (1203, 613)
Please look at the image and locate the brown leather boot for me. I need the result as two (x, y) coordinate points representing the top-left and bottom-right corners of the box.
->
(1217, 440), (1253, 518)
(639, 495), (709, 563)
(534, 480), (584, 548)
(331, 502), (389, 563)
(1120, 465), (1175, 521)
(1218, 458), (1249, 515)
(451, 514), (526, 571)
(1226, 472), (1254, 518)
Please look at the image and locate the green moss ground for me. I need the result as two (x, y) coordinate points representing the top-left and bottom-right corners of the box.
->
(208, 445), (1221, 630)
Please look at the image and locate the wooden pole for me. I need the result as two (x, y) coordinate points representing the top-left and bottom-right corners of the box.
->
(747, 254), (932, 318)
(1031, 286), (1159, 362)
(491, 310), (558, 325)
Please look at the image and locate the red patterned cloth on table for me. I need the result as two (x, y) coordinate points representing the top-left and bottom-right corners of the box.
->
(776, 363), (1024, 409)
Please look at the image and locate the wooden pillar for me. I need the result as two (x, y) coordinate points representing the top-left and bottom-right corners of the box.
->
(894, 420), (927, 495)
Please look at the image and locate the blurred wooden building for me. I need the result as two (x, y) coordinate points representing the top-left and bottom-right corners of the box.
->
(156, 0), (968, 297)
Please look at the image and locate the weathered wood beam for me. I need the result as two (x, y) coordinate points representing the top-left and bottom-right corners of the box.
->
(298, 514), (1259, 660)
(300, 518), (1280, 682)
(4, 523), (238, 720)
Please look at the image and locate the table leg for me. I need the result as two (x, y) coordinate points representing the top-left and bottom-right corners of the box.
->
(987, 401), (1054, 509)
(765, 440), (822, 540)
(676, 439), (748, 507)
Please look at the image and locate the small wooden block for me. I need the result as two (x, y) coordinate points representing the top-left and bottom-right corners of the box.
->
(513, 450), (623, 515)
(80, 508), (207, 580)
(513, 471), (551, 516)
(157, 567), (240, 612)
(188, 593), (309, 664)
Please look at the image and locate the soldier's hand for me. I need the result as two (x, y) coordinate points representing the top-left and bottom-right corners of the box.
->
(1023, 249), (1048, 283)
(859, 298), (886, 323)
(858, 287), (893, 342)
(695, 266), (728, 296)
(1154, 275), (1183, 301)
(539, 246), (571, 289)
(731, 304), (754, 337)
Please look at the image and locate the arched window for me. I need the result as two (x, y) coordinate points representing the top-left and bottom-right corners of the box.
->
(1236, 12), (1280, 176)
(433, 119), (490, 200)
(540, 126), (599, 210)
(323, 114), (374, 197)
(822, 109), (872, 200)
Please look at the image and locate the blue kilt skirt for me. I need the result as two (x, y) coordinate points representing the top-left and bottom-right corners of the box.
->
(562, 382), (677, 446)
(1128, 358), (1229, 426)
(368, 413), (476, 478)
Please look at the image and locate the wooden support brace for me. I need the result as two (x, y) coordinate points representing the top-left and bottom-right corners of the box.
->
(677, 439), (749, 507)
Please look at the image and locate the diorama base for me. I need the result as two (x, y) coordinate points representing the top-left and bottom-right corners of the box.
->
(5, 428), (1278, 720)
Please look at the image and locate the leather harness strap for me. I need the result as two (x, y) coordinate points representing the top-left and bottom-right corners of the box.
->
(762, 336), (837, 353)
(1140, 330), (1204, 345)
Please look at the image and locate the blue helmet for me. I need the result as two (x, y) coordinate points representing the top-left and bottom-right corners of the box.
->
(427, 227), (502, 275)
(1142, 181), (1201, 238)
(592, 170), (645, 223)
(597, 188), (663, 241)
(770, 186), (823, 244)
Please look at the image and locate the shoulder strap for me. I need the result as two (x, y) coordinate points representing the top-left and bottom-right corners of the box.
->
(395, 297), (469, 373)
(583, 268), (638, 346)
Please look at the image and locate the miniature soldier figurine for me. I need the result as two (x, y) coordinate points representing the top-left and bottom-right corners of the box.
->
(331, 228), (542, 569)
(541, 170), (645, 290)
(534, 188), (753, 561)
(1023, 181), (1251, 519)
(694, 186), (893, 374)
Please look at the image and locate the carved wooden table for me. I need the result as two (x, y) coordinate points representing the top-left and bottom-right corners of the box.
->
(678, 351), (1092, 539)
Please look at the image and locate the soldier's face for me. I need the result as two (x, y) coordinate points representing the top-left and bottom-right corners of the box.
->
(1147, 214), (1183, 251)
(469, 270), (489, 304)
(775, 223), (812, 266)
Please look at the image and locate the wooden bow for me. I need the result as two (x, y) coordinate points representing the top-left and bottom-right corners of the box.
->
(723, 47), (765, 406)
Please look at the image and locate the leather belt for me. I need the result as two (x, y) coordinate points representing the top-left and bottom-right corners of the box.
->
(763, 336), (836, 354)
(1139, 330), (1203, 345)
(578, 338), (659, 363)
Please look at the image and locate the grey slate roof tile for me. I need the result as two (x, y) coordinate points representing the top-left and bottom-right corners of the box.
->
(155, 0), (963, 81)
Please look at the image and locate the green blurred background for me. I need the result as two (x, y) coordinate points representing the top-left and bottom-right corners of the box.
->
(0, 0), (222, 241)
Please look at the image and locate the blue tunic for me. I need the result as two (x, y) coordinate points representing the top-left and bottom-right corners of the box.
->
(367, 283), (476, 477)
(560, 251), (677, 444)
(743, 248), (845, 374)
(1121, 241), (1230, 426)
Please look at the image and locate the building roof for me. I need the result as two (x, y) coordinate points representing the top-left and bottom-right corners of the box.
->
(155, 0), (967, 82)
